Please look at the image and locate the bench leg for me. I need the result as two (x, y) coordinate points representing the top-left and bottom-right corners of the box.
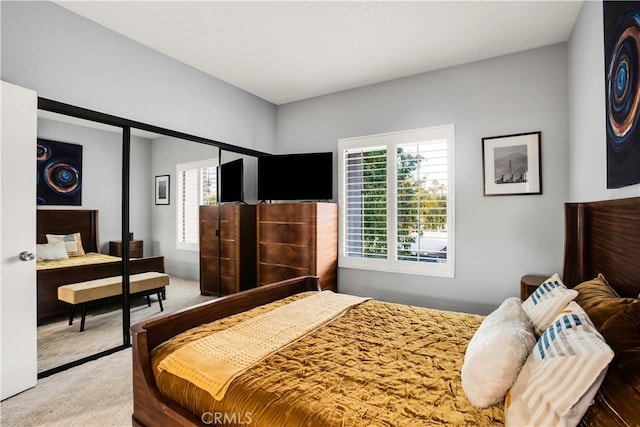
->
(79, 304), (87, 332)
(68, 305), (75, 325)
(157, 291), (164, 311)
(146, 294), (151, 307)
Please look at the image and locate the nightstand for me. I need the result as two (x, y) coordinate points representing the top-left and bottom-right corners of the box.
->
(109, 239), (143, 258)
(520, 274), (548, 300)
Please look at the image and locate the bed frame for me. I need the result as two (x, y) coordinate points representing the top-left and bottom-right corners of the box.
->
(131, 197), (640, 427)
(562, 197), (640, 296)
(37, 209), (165, 323)
(132, 275), (321, 426)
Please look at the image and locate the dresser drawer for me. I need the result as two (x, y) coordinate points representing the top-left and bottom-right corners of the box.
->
(258, 203), (312, 223)
(258, 243), (311, 268)
(258, 264), (310, 286)
(219, 240), (236, 259)
(258, 223), (310, 245)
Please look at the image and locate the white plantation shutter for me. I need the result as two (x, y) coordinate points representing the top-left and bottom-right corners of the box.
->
(338, 125), (455, 277)
(396, 140), (448, 264)
(176, 159), (218, 251)
(177, 168), (199, 245)
(201, 166), (217, 205)
(343, 146), (388, 260)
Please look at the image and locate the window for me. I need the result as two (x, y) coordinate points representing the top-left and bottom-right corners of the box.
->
(176, 158), (218, 250)
(338, 125), (455, 277)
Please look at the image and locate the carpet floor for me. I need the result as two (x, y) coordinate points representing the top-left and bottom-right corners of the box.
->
(0, 276), (216, 426)
(1, 347), (133, 427)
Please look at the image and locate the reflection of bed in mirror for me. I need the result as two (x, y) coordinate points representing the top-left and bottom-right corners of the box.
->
(36, 209), (165, 324)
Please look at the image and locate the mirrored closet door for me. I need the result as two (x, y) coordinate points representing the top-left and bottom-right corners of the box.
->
(35, 99), (266, 377)
(36, 110), (126, 375)
(128, 133), (220, 327)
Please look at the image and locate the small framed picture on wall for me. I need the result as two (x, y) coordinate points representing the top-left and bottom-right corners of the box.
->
(155, 175), (170, 205)
(482, 131), (542, 196)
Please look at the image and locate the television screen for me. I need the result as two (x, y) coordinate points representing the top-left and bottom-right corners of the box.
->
(258, 152), (332, 201)
(218, 158), (244, 203)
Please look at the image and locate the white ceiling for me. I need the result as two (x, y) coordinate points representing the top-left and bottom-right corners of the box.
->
(54, 1), (583, 105)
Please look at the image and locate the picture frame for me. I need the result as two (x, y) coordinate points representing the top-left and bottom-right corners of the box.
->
(603, 1), (640, 188)
(155, 175), (170, 205)
(37, 138), (83, 206)
(482, 131), (541, 196)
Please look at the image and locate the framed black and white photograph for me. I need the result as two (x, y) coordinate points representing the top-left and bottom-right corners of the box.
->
(155, 175), (170, 205)
(482, 131), (541, 196)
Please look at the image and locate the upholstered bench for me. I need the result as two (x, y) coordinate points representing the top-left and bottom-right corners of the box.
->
(58, 272), (170, 331)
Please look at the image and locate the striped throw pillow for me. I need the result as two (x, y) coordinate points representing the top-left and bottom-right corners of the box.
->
(521, 273), (578, 336)
(505, 302), (614, 427)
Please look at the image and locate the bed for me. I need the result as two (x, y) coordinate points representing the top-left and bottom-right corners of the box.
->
(131, 197), (640, 426)
(37, 209), (165, 323)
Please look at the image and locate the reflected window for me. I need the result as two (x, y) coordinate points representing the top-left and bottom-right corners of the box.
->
(176, 158), (218, 250)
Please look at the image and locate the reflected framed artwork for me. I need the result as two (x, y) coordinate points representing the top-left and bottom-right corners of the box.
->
(37, 138), (83, 206)
(155, 175), (170, 205)
(482, 131), (542, 196)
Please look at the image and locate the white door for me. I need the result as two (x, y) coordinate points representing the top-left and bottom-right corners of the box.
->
(1, 81), (38, 399)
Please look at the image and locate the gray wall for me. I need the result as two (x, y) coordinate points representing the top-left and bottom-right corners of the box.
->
(1, 1), (276, 278)
(277, 44), (570, 314)
(0, 1), (277, 154)
(568, 1), (640, 201)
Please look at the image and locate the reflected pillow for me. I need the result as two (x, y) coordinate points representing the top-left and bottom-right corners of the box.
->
(36, 241), (69, 261)
(521, 273), (578, 336)
(46, 232), (85, 257)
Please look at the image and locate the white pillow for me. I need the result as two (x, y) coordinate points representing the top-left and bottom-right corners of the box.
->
(46, 232), (85, 257)
(461, 297), (536, 408)
(36, 241), (69, 261)
(521, 273), (578, 336)
(506, 302), (614, 427)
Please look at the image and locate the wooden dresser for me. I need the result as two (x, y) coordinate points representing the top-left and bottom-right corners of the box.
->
(257, 202), (337, 291)
(199, 204), (257, 296)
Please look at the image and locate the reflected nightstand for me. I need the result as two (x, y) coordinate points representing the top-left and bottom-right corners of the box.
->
(109, 239), (143, 258)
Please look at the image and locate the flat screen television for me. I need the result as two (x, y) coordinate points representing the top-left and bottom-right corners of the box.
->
(218, 158), (244, 203)
(258, 152), (332, 201)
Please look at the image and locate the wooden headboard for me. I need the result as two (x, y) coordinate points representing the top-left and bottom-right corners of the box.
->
(563, 196), (640, 297)
(36, 209), (99, 253)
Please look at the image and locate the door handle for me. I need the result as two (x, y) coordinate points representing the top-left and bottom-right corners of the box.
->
(19, 251), (35, 261)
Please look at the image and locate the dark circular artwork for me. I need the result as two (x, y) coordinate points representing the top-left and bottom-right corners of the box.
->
(37, 139), (83, 205)
(604, 2), (640, 188)
(44, 162), (80, 194)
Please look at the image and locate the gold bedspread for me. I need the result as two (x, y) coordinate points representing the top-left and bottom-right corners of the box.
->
(152, 293), (504, 426)
(158, 291), (370, 400)
(36, 252), (120, 270)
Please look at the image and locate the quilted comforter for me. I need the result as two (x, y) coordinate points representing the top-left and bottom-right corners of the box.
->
(151, 292), (504, 426)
